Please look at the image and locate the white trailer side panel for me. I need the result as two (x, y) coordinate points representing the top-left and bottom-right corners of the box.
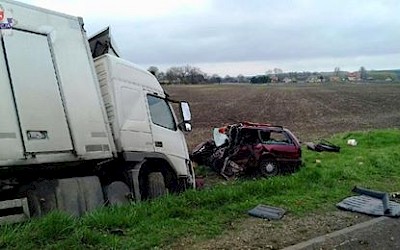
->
(3, 30), (73, 153)
(0, 40), (24, 161)
(0, 0), (115, 166)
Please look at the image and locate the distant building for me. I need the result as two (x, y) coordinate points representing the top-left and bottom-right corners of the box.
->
(270, 75), (279, 83)
(329, 76), (341, 83)
(282, 77), (292, 83)
(306, 76), (322, 83)
(347, 72), (360, 82)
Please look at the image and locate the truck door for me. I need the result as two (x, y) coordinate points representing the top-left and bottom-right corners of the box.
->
(146, 95), (188, 160)
(2, 30), (73, 153)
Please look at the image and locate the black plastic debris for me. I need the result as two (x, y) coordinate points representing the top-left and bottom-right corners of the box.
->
(248, 204), (286, 220)
(337, 186), (400, 217)
(306, 140), (340, 153)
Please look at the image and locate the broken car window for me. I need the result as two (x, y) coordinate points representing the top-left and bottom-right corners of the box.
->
(259, 131), (292, 145)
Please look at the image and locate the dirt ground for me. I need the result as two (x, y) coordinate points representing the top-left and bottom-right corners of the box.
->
(165, 83), (400, 150)
(169, 211), (372, 250)
(164, 83), (400, 249)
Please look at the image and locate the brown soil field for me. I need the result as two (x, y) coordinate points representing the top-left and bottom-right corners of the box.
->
(165, 83), (400, 150)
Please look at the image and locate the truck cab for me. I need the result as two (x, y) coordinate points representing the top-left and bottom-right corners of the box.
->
(94, 54), (195, 199)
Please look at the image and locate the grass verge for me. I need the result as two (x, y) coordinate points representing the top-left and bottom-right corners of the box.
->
(1, 129), (400, 249)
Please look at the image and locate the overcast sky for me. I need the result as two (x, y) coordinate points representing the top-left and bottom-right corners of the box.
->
(20, 0), (400, 76)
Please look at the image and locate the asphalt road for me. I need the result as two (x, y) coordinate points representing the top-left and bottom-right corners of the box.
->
(284, 216), (400, 250)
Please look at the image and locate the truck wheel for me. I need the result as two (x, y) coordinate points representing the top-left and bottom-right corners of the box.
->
(147, 172), (167, 199)
(260, 158), (279, 177)
(56, 176), (104, 216)
(104, 181), (131, 206)
(24, 180), (58, 217)
(25, 177), (104, 217)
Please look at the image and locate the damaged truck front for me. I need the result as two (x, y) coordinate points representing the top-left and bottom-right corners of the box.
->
(191, 122), (302, 179)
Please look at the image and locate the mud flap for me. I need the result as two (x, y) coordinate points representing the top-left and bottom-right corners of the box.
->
(337, 195), (400, 217)
(248, 204), (286, 220)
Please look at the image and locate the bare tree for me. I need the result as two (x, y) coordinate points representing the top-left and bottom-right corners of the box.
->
(359, 66), (367, 81)
(166, 67), (185, 84)
(147, 66), (159, 77)
(273, 68), (283, 74)
(209, 74), (222, 84)
(334, 67), (340, 77)
(165, 65), (206, 84)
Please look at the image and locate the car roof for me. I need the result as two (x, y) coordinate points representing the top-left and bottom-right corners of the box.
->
(238, 122), (285, 132)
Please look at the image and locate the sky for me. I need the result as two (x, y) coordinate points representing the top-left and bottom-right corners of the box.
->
(18, 0), (400, 76)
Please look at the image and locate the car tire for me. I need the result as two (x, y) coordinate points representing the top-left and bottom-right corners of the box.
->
(260, 158), (279, 177)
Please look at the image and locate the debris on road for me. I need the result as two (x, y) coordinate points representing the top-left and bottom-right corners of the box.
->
(306, 139), (340, 153)
(248, 204), (286, 220)
(191, 122), (302, 179)
(337, 186), (400, 217)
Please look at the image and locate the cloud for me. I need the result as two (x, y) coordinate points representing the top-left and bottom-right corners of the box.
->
(18, 0), (400, 74)
(30, 0), (211, 20)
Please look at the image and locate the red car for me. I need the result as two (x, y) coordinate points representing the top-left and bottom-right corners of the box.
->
(191, 122), (302, 179)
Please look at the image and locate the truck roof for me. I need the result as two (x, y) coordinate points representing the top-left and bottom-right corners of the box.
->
(94, 54), (164, 95)
(1, 0), (80, 21)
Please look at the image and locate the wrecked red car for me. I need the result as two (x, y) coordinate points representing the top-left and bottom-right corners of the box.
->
(191, 122), (302, 179)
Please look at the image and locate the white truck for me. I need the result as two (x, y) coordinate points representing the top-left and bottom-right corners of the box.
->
(0, 0), (194, 223)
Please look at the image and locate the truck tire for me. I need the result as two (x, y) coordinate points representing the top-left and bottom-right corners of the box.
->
(56, 176), (104, 216)
(25, 177), (104, 217)
(147, 172), (167, 199)
(260, 158), (279, 177)
(104, 181), (131, 206)
(77, 176), (105, 212)
(24, 180), (58, 217)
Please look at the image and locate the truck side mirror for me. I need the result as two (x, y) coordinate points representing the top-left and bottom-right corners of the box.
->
(180, 102), (191, 122)
(180, 101), (192, 132)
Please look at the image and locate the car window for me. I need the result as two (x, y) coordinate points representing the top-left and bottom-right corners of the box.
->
(259, 131), (293, 145)
(147, 95), (176, 130)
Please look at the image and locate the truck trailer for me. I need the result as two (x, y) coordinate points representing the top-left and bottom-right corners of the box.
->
(0, 0), (194, 223)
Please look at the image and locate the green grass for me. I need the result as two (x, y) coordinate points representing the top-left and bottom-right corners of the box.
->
(1, 129), (400, 249)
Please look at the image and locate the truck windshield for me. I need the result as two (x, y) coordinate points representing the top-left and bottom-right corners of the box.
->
(147, 95), (177, 131)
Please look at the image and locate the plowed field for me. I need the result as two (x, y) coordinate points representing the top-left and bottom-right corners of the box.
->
(165, 83), (400, 149)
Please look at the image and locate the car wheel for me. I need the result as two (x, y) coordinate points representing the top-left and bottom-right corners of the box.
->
(260, 158), (279, 177)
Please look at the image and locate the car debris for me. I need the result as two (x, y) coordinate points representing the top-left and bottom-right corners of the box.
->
(347, 139), (358, 146)
(305, 140), (340, 153)
(337, 186), (400, 217)
(191, 122), (302, 179)
(248, 204), (286, 220)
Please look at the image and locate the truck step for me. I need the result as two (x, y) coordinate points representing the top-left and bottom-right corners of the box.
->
(0, 198), (30, 225)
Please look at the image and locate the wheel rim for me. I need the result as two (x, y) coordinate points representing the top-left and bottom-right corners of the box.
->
(265, 163), (275, 173)
(261, 160), (278, 176)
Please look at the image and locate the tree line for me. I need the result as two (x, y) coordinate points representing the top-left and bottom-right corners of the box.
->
(147, 65), (399, 85)
(147, 65), (250, 85)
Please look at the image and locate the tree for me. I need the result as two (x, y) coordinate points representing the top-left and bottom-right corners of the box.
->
(147, 66), (159, 77)
(209, 74), (222, 84)
(334, 67), (340, 77)
(273, 68), (283, 74)
(359, 66), (367, 81)
(165, 65), (207, 84)
(166, 67), (185, 84)
(237, 74), (247, 83)
(184, 65), (206, 84)
(250, 75), (270, 84)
